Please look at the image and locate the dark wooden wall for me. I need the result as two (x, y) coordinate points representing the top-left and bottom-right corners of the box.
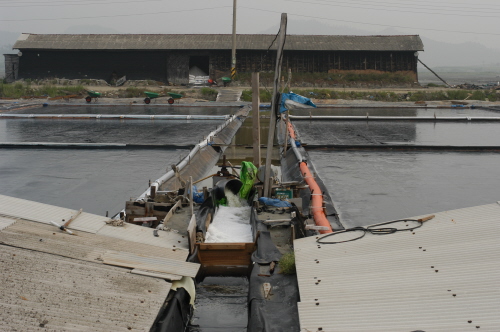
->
(18, 50), (169, 82)
(16, 49), (418, 83)
(213, 50), (418, 74)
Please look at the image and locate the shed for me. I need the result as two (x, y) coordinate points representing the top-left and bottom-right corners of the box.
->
(8, 34), (424, 84)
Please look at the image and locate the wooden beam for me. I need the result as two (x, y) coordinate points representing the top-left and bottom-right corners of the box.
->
(263, 13), (287, 198)
(252, 72), (261, 167)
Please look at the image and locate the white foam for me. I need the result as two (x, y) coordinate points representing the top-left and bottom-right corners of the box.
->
(205, 205), (253, 243)
(224, 187), (246, 207)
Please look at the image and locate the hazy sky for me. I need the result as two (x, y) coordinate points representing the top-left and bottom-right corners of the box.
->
(1, 0), (499, 49)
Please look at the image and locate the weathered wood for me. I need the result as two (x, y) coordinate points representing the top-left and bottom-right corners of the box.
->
(163, 200), (183, 224)
(252, 72), (261, 167)
(63, 208), (82, 228)
(187, 214), (197, 254)
(133, 217), (158, 222)
(199, 243), (248, 250)
(130, 269), (182, 281)
(264, 13), (287, 198)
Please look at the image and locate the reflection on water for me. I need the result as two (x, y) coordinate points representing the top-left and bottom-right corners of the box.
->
(309, 150), (500, 228)
(296, 121), (500, 146)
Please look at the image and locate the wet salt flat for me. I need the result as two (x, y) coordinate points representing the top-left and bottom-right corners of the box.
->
(293, 107), (500, 117)
(309, 150), (500, 228)
(295, 121), (500, 146)
(9, 105), (240, 115)
(293, 107), (500, 146)
(0, 118), (223, 144)
(0, 148), (187, 216)
(1, 106), (499, 227)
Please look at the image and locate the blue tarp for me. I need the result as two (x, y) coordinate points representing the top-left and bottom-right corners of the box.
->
(258, 197), (292, 208)
(279, 92), (317, 113)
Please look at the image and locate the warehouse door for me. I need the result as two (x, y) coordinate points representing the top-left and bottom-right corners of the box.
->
(189, 56), (209, 85)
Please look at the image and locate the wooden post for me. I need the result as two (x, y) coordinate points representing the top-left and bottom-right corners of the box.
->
(190, 176), (194, 216)
(252, 72), (261, 167)
(283, 111), (289, 157)
(263, 13), (287, 198)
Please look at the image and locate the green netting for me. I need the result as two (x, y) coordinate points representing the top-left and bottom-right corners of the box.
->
(239, 161), (258, 199)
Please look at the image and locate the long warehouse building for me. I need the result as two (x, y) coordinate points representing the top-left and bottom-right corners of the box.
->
(5, 33), (424, 84)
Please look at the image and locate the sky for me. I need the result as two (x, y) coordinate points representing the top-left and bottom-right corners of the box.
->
(1, 0), (499, 58)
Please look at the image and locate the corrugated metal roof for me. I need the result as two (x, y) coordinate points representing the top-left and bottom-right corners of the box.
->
(13, 33), (424, 51)
(97, 222), (189, 251)
(294, 202), (500, 332)
(0, 194), (107, 234)
(0, 216), (16, 230)
(0, 219), (188, 262)
(0, 244), (171, 331)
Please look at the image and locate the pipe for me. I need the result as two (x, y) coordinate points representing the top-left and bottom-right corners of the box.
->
(289, 115), (500, 121)
(286, 117), (332, 234)
(0, 113), (230, 120)
(136, 113), (239, 200)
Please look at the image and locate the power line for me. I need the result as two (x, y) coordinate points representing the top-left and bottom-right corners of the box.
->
(0, 0), (164, 7)
(1, 6), (232, 22)
(240, 6), (500, 36)
(312, 0), (500, 13)
(313, 0), (500, 10)
(280, 0), (500, 18)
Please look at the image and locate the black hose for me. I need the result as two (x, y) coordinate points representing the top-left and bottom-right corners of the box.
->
(317, 219), (423, 244)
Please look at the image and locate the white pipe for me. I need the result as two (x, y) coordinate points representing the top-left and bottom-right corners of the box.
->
(136, 114), (238, 200)
(0, 113), (230, 120)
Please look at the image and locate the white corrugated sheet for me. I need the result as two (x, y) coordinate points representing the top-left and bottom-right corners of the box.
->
(0, 194), (107, 233)
(0, 216), (16, 230)
(294, 202), (500, 332)
(0, 245), (171, 332)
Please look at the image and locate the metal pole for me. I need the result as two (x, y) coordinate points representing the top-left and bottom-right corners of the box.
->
(263, 13), (287, 198)
(231, 0), (237, 80)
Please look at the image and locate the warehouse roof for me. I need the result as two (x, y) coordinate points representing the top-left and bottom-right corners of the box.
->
(294, 202), (500, 331)
(13, 33), (424, 51)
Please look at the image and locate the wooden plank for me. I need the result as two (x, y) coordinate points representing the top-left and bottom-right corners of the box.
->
(63, 208), (82, 228)
(187, 214), (197, 254)
(133, 217), (158, 222)
(163, 200), (182, 224)
(102, 251), (200, 278)
(130, 269), (182, 281)
(199, 243), (248, 250)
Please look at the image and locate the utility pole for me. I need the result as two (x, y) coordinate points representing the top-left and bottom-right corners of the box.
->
(263, 13), (287, 198)
(231, 0), (237, 80)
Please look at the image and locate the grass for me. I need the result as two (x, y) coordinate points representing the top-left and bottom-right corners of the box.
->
(241, 88), (273, 102)
(0, 82), (86, 98)
(200, 87), (218, 101)
(235, 70), (416, 86)
(240, 87), (499, 102)
(279, 251), (296, 275)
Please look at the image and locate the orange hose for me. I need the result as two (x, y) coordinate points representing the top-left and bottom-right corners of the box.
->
(299, 162), (333, 234)
(286, 119), (333, 234)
